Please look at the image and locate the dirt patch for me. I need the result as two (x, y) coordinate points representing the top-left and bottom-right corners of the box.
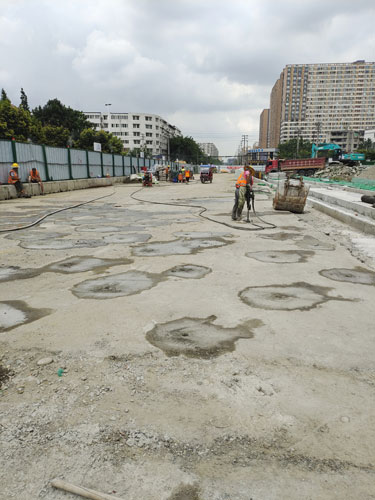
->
(260, 232), (301, 241)
(239, 282), (351, 311)
(0, 300), (52, 332)
(0, 364), (11, 388)
(72, 271), (163, 299)
(319, 267), (375, 285)
(145, 316), (263, 358)
(167, 483), (201, 500)
(165, 265), (211, 279)
(246, 250), (314, 264)
(296, 236), (335, 251)
(132, 238), (231, 257)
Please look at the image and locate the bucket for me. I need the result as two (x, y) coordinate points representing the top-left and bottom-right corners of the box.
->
(273, 177), (309, 213)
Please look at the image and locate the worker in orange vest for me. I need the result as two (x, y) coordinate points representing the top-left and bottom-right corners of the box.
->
(185, 169), (190, 183)
(8, 163), (28, 197)
(232, 165), (253, 220)
(28, 167), (44, 194)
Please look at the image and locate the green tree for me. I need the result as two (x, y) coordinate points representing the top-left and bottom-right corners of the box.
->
(0, 99), (31, 141)
(278, 138), (313, 159)
(169, 136), (208, 164)
(32, 99), (94, 140)
(1, 88), (10, 102)
(20, 88), (30, 112)
(43, 125), (70, 147)
(74, 128), (123, 154)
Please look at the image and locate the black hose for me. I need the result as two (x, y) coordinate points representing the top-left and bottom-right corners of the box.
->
(0, 188), (116, 233)
(130, 185), (276, 231)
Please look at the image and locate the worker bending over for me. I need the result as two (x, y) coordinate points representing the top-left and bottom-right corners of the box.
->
(8, 163), (29, 198)
(232, 165), (253, 221)
(28, 167), (44, 194)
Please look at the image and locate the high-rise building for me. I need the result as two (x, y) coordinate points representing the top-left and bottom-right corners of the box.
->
(258, 109), (269, 148)
(267, 60), (375, 151)
(198, 142), (219, 158)
(83, 112), (181, 156)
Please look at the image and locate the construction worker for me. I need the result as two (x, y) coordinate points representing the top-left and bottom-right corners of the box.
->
(28, 167), (44, 194)
(8, 163), (28, 197)
(231, 165), (253, 221)
(185, 169), (190, 183)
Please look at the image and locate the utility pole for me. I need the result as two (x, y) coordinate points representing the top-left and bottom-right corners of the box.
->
(296, 127), (302, 157)
(314, 121), (321, 145)
(241, 134), (248, 165)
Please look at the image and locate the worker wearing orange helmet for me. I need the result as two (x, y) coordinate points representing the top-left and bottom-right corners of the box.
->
(28, 167), (44, 194)
(232, 165), (253, 221)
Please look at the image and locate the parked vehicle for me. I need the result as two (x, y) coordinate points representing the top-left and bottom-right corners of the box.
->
(200, 166), (214, 183)
(265, 158), (326, 176)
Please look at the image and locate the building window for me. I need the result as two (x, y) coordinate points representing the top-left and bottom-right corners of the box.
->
(145, 124), (152, 129)
(145, 116), (152, 121)
(146, 133), (152, 137)
(133, 140), (140, 144)
(133, 115), (140, 120)
(133, 124), (140, 128)
(133, 132), (140, 137)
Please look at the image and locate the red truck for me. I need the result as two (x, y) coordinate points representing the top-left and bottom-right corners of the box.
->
(265, 158), (326, 176)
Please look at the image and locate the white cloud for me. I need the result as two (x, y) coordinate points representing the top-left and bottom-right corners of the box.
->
(0, 0), (375, 154)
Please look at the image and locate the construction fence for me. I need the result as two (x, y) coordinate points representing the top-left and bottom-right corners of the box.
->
(0, 139), (197, 185)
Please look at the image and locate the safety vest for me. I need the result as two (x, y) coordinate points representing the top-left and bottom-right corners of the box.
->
(8, 169), (20, 184)
(236, 172), (247, 188)
(29, 169), (40, 180)
(185, 170), (190, 177)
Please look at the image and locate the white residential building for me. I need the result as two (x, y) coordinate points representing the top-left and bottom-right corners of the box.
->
(84, 112), (181, 156)
(198, 142), (219, 157)
(268, 60), (375, 150)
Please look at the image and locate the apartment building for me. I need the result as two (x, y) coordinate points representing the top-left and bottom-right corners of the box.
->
(258, 109), (269, 148)
(84, 112), (181, 156)
(198, 142), (219, 158)
(267, 60), (375, 151)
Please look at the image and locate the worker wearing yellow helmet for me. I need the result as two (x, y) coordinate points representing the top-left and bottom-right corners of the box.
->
(8, 163), (28, 197)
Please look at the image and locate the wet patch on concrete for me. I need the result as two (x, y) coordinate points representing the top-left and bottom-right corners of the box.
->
(173, 231), (233, 239)
(145, 315), (263, 358)
(319, 267), (375, 285)
(239, 282), (350, 311)
(260, 232), (301, 241)
(72, 270), (163, 299)
(77, 225), (125, 233)
(0, 257), (132, 283)
(245, 250), (314, 264)
(103, 233), (152, 244)
(0, 266), (38, 282)
(165, 264), (211, 279)
(167, 484), (201, 500)
(0, 300), (52, 332)
(19, 238), (106, 250)
(5, 231), (69, 241)
(47, 256), (132, 274)
(280, 225), (303, 231)
(296, 236), (335, 251)
(132, 237), (231, 257)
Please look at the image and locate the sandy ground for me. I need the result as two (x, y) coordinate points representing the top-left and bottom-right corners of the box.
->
(0, 175), (374, 500)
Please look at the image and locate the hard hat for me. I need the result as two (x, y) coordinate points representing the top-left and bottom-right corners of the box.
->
(12, 163), (19, 168)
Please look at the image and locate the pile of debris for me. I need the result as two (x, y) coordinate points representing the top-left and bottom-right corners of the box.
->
(313, 162), (366, 180)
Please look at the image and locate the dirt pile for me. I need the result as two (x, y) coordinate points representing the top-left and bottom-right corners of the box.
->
(313, 163), (366, 180)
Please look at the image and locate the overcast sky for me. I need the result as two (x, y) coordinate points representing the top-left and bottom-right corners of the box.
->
(1, 0), (375, 155)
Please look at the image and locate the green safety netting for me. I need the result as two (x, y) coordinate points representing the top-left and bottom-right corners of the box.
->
(302, 176), (375, 191)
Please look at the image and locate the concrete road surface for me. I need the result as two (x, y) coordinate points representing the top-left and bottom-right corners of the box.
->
(0, 174), (374, 500)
